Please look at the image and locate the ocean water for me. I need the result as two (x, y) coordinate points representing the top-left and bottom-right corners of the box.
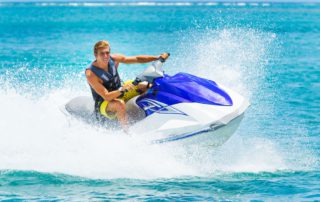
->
(0, 1), (319, 201)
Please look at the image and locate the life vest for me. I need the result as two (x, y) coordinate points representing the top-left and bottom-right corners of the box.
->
(87, 57), (121, 105)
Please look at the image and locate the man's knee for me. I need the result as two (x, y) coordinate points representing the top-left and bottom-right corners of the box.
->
(106, 99), (126, 114)
(114, 99), (126, 112)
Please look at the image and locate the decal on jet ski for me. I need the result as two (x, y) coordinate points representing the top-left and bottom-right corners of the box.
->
(138, 99), (187, 116)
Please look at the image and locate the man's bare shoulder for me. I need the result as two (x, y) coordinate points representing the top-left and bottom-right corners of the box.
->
(85, 69), (97, 80)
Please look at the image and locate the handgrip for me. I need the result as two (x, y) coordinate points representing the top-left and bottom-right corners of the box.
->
(132, 78), (141, 86)
(159, 53), (170, 62)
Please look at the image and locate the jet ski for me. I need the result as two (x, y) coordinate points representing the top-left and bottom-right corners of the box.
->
(64, 54), (249, 147)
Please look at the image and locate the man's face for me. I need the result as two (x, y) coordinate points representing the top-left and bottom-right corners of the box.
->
(95, 47), (110, 64)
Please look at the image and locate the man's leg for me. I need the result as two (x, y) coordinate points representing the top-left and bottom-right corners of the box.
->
(104, 82), (149, 131)
(106, 99), (128, 132)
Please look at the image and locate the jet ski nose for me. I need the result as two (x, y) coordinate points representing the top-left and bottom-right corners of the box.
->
(202, 82), (233, 106)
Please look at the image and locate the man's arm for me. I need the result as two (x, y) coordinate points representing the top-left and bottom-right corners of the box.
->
(85, 69), (123, 102)
(112, 54), (159, 64)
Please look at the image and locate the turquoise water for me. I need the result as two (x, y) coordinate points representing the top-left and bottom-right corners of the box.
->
(0, 2), (319, 201)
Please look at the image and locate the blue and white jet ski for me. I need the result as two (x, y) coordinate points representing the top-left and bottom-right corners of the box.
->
(64, 55), (249, 146)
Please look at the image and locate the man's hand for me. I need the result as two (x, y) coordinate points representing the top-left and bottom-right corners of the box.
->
(159, 53), (170, 62)
(122, 82), (135, 92)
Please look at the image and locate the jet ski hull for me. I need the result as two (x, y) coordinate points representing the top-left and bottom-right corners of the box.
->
(63, 93), (248, 147)
(152, 114), (243, 147)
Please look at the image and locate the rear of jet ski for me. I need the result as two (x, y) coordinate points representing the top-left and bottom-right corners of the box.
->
(64, 96), (95, 123)
(63, 96), (119, 126)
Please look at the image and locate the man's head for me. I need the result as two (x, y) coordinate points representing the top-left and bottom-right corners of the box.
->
(94, 40), (111, 64)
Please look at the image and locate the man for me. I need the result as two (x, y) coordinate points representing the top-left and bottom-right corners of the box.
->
(85, 40), (166, 131)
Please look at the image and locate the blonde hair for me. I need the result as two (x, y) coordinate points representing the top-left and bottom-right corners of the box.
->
(94, 40), (110, 54)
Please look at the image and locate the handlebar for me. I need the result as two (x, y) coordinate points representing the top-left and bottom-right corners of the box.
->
(132, 52), (170, 86)
(159, 53), (170, 62)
